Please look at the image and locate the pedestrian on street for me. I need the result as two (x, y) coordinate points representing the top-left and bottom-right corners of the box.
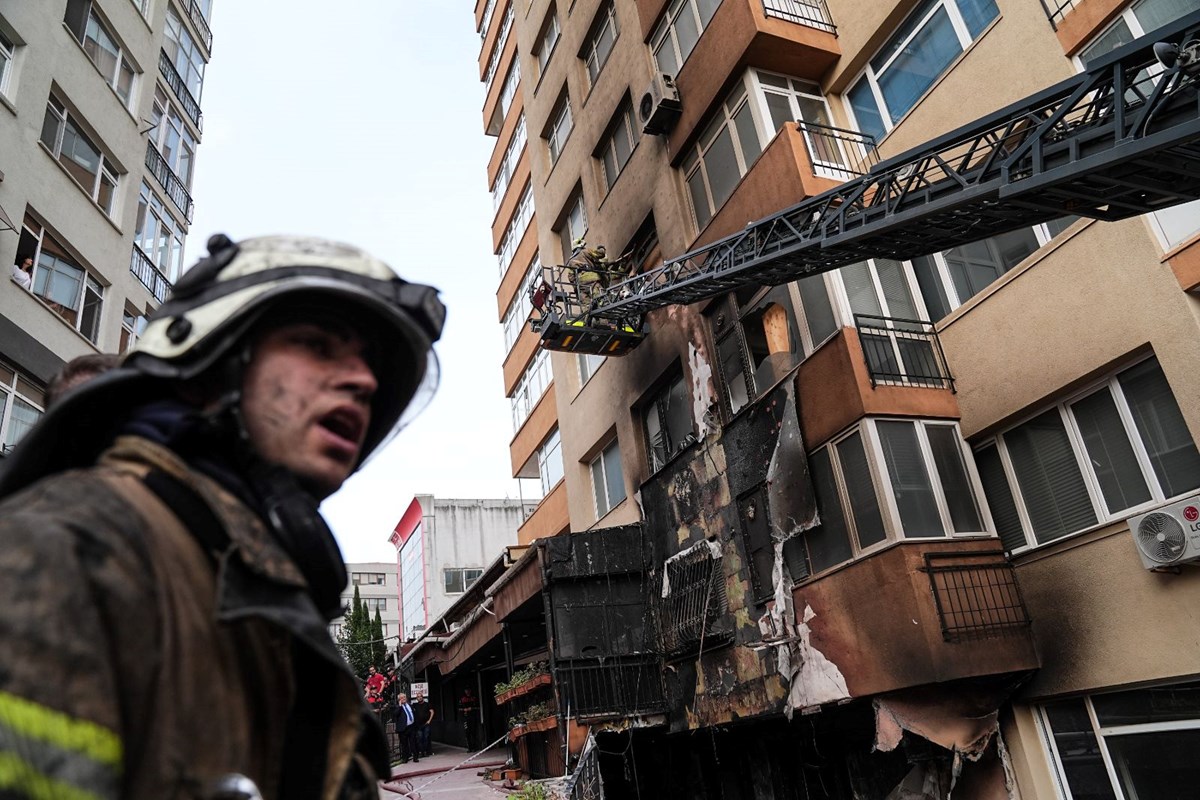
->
(394, 692), (419, 763)
(0, 234), (445, 799)
(410, 691), (434, 757)
(459, 686), (481, 751)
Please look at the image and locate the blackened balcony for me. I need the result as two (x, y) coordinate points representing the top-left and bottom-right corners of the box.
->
(795, 120), (878, 182)
(762, 0), (836, 34)
(854, 314), (955, 391)
(158, 49), (203, 130)
(923, 550), (1032, 643)
(188, 0), (213, 51)
(145, 142), (194, 221)
(130, 246), (171, 303)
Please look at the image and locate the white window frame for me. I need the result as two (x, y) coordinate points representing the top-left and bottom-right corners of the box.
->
(546, 91), (573, 164)
(134, 182), (186, 282)
(444, 567), (485, 595)
(651, 0), (721, 78)
(590, 439), (626, 519)
(120, 305), (148, 353)
(40, 96), (120, 216)
(150, 86), (197, 189)
(71, 4), (138, 108)
(483, 3), (514, 92)
(557, 193), (587, 261)
(399, 523), (426, 639)
(492, 115), (527, 212)
(164, 8), (205, 100)
(490, 58), (522, 135)
(597, 99), (637, 192)
(510, 348), (552, 433)
(502, 253), (542, 352)
(583, 0), (619, 85)
(578, 353), (605, 386)
(844, 0), (998, 141)
(975, 357), (1200, 554)
(497, 182), (534, 276)
(537, 428), (564, 493)
(534, 8), (560, 76)
(363, 597), (387, 612)
(23, 219), (106, 343)
(0, 361), (45, 455)
(478, 0), (498, 39)
(0, 31), (15, 97)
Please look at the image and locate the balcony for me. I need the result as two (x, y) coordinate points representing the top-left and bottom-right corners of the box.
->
(795, 120), (878, 181)
(791, 539), (1038, 699)
(1038, 0), (1078, 29)
(158, 49), (203, 130)
(187, 0), (213, 51)
(761, 0), (836, 34)
(854, 314), (955, 391)
(145, 143), (194, 221)
(130, 247), (171, 303)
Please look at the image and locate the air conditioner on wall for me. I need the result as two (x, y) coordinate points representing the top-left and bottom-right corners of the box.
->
(1128, 492), (1200, 570)
(639, 73), (682, 136)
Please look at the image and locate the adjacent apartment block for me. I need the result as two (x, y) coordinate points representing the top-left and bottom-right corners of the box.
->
(390, 495), (533, 642)
(433, 0), (1200, 796)
(0, 0), (212, 452)
(329, 562), (402, 644)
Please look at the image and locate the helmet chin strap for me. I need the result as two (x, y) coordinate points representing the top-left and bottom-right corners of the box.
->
(198, 346), (349, 621)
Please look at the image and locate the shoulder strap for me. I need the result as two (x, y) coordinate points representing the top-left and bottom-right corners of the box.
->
(141, 468), (231, 564)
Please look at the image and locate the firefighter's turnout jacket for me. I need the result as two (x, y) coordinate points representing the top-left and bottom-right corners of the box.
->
(0, 435), (387, 799)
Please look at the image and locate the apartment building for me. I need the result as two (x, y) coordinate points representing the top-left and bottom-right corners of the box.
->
(0, 0), (212, 453)
(329, 562), (403, 644)
(449, 0), (1200, 796)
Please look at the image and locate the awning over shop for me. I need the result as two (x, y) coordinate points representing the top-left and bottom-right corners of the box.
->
(491, 544), (543, 622)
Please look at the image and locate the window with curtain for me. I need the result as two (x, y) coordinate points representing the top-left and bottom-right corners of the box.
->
(846, 0), (999, 142)
(976, 357), (1200, 552)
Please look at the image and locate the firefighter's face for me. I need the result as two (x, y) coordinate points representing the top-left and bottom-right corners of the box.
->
(240, 321), (377, 499)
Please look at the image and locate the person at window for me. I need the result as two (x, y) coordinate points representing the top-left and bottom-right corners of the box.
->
(45, 353), (121, 407)
(10, 257), (33, 290)
(410, 690), (434, 758)
(0, 233), (445, 800)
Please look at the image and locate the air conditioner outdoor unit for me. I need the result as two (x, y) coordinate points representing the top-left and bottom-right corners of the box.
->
(639, 72), (682, 136)
(1128, 493), (1200, 570)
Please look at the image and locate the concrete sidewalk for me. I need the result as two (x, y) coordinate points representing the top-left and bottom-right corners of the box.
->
(380, 744), (511, 798)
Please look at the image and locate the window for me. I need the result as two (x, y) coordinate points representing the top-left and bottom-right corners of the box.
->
(488, 57), (522, 135)
(497, 183), (534, 276)
(590, 439), (626, 518)
(478, 0), (498, 39)
(483, 4), (514, 93)
(538, 428), (564, 493)
(492, 115), (527, 211)
(511, 348), (552, 433)
(578, 353), (605, 385)
(40, 96), (120, 215)
(534, 8), (560, 77)
(582, 1), (619, 85)
(644, 373), (695, 472)
(362, 597), (387, 612)
(399, 523), (426, 639)
(352, 572), (387, 586)
(120, 305), (148, 353)
(977, 357), (1200, 553)
(556, 192), (587, 261)
(1077, 0), (1197, 250)
(164, 8), (205, 100)
(684, 70), (834, 230)
(20, 216), (105, 343)
(444, 567), (484, 594)
(1041, 680), (1200, 800)
(64, 0), (136, 107)
(0, 361), (44, 455)
(503, 253), (542, 351)
(149, 87), (197, 189)
(546, 91), (573, 164)
(0, 31), (14, 97)
(709, 286), (799, 417)
(802, 419), (986, 574)
(757, 72), (847, 179)
(651, 0), (722, 77)
(596, 99), (637, 192)
(846, 0), (999, 142)
(134, 183), (186, 284)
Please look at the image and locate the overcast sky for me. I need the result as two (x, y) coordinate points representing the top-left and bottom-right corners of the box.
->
(184, 2), (531, 562)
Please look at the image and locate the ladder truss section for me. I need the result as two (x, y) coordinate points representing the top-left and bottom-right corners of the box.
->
(583, 10), (1200, 324)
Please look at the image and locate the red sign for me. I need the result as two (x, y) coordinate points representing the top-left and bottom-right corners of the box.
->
(1184, 506), (1199, 523)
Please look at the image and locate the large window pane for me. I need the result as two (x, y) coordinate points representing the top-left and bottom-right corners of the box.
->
(703, 127), (741, 214)
(976, 445), (1026, 552)
(1071, 389), (1151, 513)
(603, 442), (625, 509)
(876, 8), (960, 125)
(806, 449), (854, 572)
(848, 78), (886, 143)
(1118, 360), (1200, 498)
(718, 334), (750, 415)
(927, 426), (983, 532)
(836, 432), (887, 547)
(798, 274), (837, 346)
(878, 421), (943, 536)
(841, 261), (883, 317)
(1106, 730), (1200, 800)
(1005, 410), (1097, 543)
(911, 255), (952, 320)
(4, 397), (41, 450)
(955, 0), (999, 37)
(1043, 700), (1118, 800)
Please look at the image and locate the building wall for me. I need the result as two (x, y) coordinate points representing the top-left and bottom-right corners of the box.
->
(330, 561), (402, 645)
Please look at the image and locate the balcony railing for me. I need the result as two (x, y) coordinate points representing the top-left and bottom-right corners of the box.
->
(130, 246), (171, 303)
(554, 656), (665, 719)
(796, 120), (879, 181)
(762, 0), (836, 34)
(158, 49), (203, 130)
(145, 143), (194, 221)
(854, 314), (955, 391)
(922, 551), (1032, 642)
(656, 546), (731, 656)
(187, 0), (213, 51)
(1038, 0), (1078, 31)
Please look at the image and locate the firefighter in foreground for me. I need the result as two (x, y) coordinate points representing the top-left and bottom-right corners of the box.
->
(0, 234), (445, 799)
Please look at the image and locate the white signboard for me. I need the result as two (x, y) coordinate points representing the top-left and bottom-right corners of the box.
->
(410, 681), (429, 698)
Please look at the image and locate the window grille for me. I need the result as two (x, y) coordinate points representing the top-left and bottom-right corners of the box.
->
(923, 550), (1031, 642)
(657, 543), (729, 655)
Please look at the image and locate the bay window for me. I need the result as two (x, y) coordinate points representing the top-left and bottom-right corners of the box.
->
(134, 183), (186, 284)
(497, 183), (534, 276)
(502, 253), (541, 352)
(845, 0), (999, 142)
(150, 87), (197, 189)
(511, 348), (552, 433)
(708, 285), (800, 418)
(975, 357), (1200, 553)
(492, 115), (527, 212)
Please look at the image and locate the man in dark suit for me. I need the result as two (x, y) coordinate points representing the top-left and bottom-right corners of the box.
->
(394, 692), (418, 763)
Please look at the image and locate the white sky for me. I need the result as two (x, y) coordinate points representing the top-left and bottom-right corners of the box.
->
(184, 2), (534, 562)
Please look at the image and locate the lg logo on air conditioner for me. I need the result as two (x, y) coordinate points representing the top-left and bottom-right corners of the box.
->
(1185, 506), (1200, 529)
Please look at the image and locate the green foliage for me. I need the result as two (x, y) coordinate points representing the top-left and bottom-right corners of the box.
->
(493, 661), (548, 696)
(510, 782), (550, 800)
(335, 586), (376, 679)
(507, 701), (554, 728)
(371, 608), (387, 670)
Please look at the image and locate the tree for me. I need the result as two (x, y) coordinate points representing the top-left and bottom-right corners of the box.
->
(336, 586), (374, 679)
(372, 609), (387, 671)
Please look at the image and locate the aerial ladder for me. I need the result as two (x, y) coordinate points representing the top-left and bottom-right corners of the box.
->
(529, 10), (1200, 356)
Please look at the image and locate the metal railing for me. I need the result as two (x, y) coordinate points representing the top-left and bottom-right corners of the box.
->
(923, 551), (1032, 642)
(762, 0), (836, 34)
(554, 656), (665, 719)
(854, 314), (954, 391)
(796, 120), (879, 181)
(158, 49), (203, 130)
(657, 548), (729, 656)
(145, 143), (194, 221)
(1038, 0), (1078, 31)
(130, 246), (171, 303)
(187, 0), (213, 51)
(566, 732), (605, 800)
